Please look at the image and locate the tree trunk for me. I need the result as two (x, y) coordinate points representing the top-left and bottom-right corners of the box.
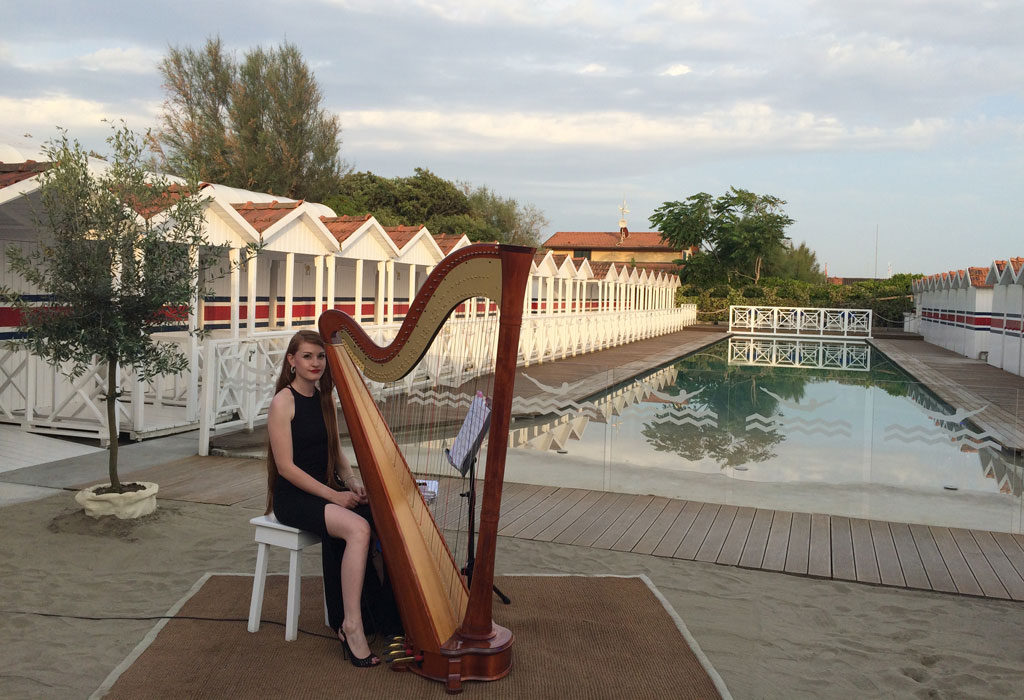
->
(106, 361), (121, 492)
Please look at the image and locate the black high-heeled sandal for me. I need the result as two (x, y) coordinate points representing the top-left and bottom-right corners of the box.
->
(338, 631), (381, 668)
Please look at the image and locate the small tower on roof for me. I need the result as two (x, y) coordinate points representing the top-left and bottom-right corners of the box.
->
(618, 197), (630, 242)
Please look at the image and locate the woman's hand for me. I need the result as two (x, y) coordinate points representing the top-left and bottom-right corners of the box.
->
(348, 482), (369, 505)
(331, 490), (362, 509)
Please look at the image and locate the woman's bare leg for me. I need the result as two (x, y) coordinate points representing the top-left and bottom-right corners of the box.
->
(324, 504), (376, 660)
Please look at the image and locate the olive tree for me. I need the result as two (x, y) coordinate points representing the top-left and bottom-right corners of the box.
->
(3, 125), (227, 493)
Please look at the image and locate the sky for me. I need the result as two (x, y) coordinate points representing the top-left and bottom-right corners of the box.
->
(2, 0), (1022, 277)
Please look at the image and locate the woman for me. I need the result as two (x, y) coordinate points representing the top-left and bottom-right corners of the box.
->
(266, 330), (392, 666)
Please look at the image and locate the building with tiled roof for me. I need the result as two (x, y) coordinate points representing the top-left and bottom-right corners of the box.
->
(232, 200), (304, 233)
(320, 214), (373, 244)
(432, 233), (470, 254)
(132, 183), (194, 220)
(0, 161), (50, 188)
(383, 225), (424, 249)
(542, 222), (692, 281)
(2, 149), (693, 447)
(913, 255), (1024, 376)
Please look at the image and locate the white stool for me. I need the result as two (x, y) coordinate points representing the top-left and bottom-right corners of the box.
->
(247, 513), (329, 641)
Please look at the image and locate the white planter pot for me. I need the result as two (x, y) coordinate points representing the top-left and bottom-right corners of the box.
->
(75, 482), (159, 520)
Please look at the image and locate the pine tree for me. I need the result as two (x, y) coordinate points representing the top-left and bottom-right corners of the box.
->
(157, 38), (347, 201)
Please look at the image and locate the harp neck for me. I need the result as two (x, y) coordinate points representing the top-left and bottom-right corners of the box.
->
(320, 244), (533, 383)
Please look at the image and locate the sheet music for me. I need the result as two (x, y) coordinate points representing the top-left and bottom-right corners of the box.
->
(447, 391), (491, 475)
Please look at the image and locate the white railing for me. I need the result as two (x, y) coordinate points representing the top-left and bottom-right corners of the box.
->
(0, 334), (197, 444)
(727, 337), (871, 371)
(197, 305), (696, 454)
(729, 306), (872, 338)
(1, 304), (696, 450)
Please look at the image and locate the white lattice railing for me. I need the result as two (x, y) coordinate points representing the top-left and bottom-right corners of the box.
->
(1, 303), (696, 450)
(0, 334), (197, 444)
(729, 306), (872, 338)
(197, 305), (696, 454)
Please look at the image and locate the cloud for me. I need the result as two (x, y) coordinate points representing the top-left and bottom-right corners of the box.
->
(0, 95), (161, 137)
(340, 104), (952, 154)
(578, 63), (607, 75)
(660, 63), (692, 76)
(3, 43), (162, 76)
(78, 47), (162, 74)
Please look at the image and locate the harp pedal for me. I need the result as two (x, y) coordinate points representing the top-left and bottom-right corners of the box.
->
(385, 648), (422, 668)
(384, 637), (417, 666)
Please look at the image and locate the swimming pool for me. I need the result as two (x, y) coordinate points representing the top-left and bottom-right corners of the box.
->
(503, 337), (1024, 534)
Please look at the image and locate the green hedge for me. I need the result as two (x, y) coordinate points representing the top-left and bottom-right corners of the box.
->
(675, 275), (917, 326)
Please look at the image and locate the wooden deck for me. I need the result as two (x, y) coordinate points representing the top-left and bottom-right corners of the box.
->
(457, 480), (1024, 602)
(84, 333), (1024, 602)
(108, 455), (1024, 603)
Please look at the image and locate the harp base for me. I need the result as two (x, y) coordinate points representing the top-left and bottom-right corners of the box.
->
(410, 623), (514, 694)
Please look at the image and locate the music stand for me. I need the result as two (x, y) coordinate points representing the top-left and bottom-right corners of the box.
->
(445, 392), (511, 605)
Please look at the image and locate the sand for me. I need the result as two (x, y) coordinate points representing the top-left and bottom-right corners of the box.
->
(1, 492), (1023, 699)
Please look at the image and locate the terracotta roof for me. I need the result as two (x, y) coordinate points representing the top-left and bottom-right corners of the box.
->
(320, 214), (371, 243)
(533, 252), (550, 265)
(432, 233), (465, 254)
(588, 261), (615, 278)
(232, 200), (302, 233)
(383, 225), (423, 248)
(550, 253), (569, 267)
(623, 262), (683, 276)
(1011, 257), (1024, 275)
(967, 267), (991, 288)
(994, 260), (1007, 273)
(0, 161), (51, 188)
(542, 230), (678, 251)
(132, 183), (194, 220)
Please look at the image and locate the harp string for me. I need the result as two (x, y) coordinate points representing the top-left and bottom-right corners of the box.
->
(364, 289), (505, 618)
(355, 327), (469, 622)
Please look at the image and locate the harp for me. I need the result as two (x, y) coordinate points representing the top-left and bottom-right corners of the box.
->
(318, 243), (534, 693)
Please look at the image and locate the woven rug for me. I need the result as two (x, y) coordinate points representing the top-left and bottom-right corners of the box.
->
(96, 574), (729, 699)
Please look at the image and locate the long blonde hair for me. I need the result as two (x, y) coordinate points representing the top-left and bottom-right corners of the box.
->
(265, 330), (344, 514)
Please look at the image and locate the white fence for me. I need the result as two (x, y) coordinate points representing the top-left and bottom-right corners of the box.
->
(0, 304), (697, 449)
(729, 306), (872, 338)
(196, 305), (696, 454)
(0, 334), (199, 445)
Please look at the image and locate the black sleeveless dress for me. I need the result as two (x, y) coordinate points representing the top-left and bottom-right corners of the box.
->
(272, 386), (401, 635)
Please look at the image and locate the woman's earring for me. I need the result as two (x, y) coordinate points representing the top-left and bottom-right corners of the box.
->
(290, 365), (296, 375)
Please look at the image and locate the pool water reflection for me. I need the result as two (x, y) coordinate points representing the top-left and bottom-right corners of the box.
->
(503, 338), (1024, 533)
